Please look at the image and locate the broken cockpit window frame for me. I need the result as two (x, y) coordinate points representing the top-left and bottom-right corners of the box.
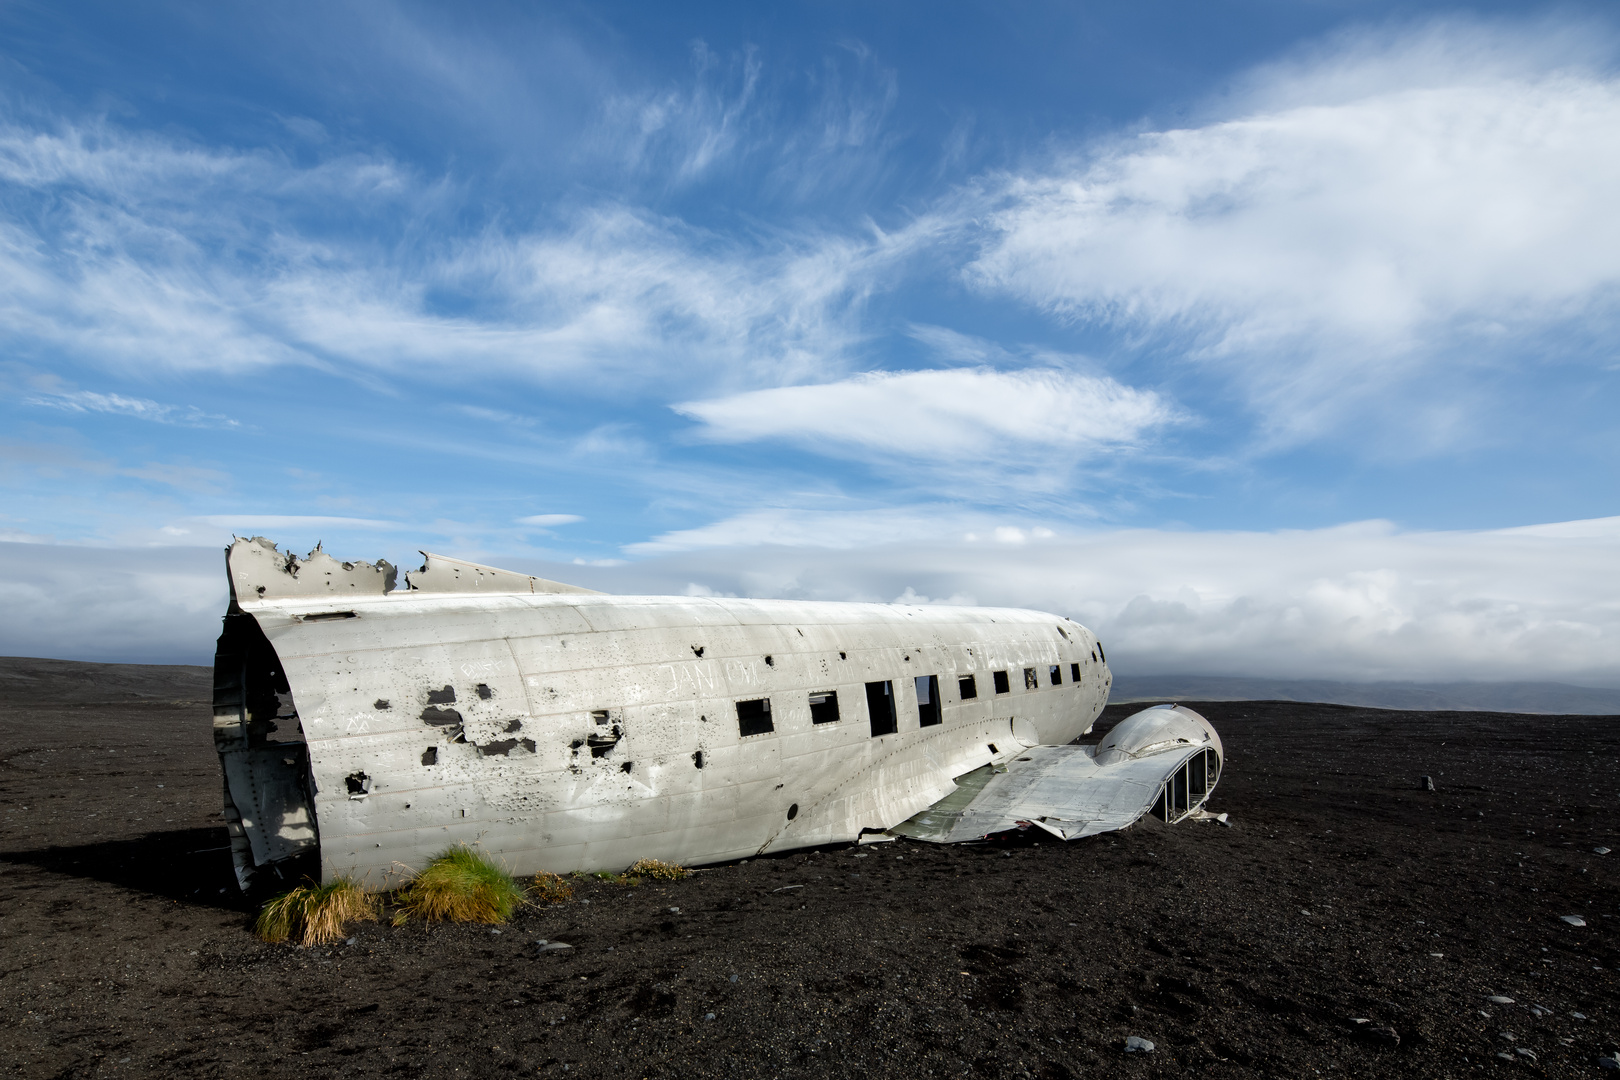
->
(865, 681), (897, 737)
(1070, 663), (1081, 682)
(1048, 665), (1062, 686)
(958, 674), (977, 700)
(1023, 668), (1038, 690)
(737, 698), (773, 738)
(992, 670), (1010, 694)
(809, 690), (840, 725)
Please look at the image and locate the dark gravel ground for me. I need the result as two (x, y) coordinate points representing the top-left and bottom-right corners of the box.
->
(0, 657), (1616, 1079)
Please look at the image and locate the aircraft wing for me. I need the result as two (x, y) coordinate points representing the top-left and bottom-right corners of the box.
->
(892, 704), (1222, 843)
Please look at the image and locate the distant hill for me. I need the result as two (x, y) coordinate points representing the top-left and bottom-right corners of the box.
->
(1110, 675), (1620, 715)
(0, 656), (212, 705)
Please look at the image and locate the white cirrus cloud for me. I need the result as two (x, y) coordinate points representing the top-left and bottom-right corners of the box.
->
(0, 117), (901, 391)
(518, 514), (584, 527)
(962, 25), (1620, 437)
(626, 506), (1013, 554)
(25, 389), (239, 429)
(673, 367), (1176, 463)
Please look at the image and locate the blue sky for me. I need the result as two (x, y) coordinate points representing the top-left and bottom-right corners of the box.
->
(3, 1), (1619, 680)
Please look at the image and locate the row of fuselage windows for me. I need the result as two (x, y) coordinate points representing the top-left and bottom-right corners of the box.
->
(735, 662), (1089, 739)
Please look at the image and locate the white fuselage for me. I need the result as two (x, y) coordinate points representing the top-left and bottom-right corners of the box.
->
(218, 592), (1113, 887)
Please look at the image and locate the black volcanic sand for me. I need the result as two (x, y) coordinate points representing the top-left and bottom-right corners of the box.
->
(1, 658), (1617, 1079)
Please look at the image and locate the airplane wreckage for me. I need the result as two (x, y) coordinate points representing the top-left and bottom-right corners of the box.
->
(214, 538), (1223, 890)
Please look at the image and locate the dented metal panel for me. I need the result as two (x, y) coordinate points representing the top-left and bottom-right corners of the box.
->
(212, 538), (1218, 891)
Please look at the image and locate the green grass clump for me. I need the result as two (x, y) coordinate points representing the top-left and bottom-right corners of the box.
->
(529, 871), (573, 905)
(589, 870), (637, 885)
(395, 845), (524, 924)
(626, 858), (690, 881)
(255, 878), (376, 947)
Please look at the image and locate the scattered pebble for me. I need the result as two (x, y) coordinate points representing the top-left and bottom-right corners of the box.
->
(1488, 995), (1515, 1004)
(489, 928), (502, 935)
(1561, 915), (1587, 927)
(1428, 952), (1444, 958)
(1516, 1048), (1537, 1061)
(536, 942), (574, 953)
(1420, 776), (1436, 791)
(1599, 1054), (1620, 1070)
(1124, 1036), (1154, 1053)
(729, 974), (739, 983)
(704, 1013), (715, 1021)
(667, 907), (681, 914)
(1596, 847), (1611, 856)
(1573, 1012), (1588, 1020)
(345, 937), (357, 946)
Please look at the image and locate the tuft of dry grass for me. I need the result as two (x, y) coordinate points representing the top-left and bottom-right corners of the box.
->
(395, 845), (524, 924)
(626, 857), (690, 881)
(254, 878), (376, 947)
(528, 871), (574, 905)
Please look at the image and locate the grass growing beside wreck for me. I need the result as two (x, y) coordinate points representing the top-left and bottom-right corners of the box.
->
(528, 871), (573, 905)
(395, 845), (524, 924)
(626, 858), (689, 881)
(254, 878), (377, 947)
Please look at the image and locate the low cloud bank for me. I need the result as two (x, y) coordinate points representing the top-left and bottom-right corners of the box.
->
(4, 516), (1617, 687)
(0, 543), (226, 665)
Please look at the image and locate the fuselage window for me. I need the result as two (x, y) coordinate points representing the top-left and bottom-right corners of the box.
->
(992, 670), (1010, 694)
(958, 674), (978, 700)
(1070, 662), (1081, 683)
(1048, 664), (1062, 686)
(915, 675), (941, 727)
(865, 681), (897, 737)
(736, 698), (773, 738)
(809, 690), (840, 725)
(1023, 667), (1038, 690)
